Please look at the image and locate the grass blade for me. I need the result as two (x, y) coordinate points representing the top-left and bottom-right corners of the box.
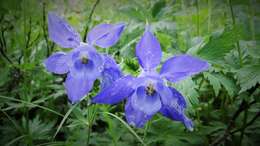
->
(5, 135), (27, 146)
(0, 95), (63, 117)
(53, 103), (78, 139)
(102, 112), (146, 146)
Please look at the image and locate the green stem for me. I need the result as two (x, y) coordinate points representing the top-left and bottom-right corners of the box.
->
(198, 77), (204, 90)
(207, 0), (212, 33)
(103, 112), (146, 145)
(228, 0), (243, 67)
(143, 121), (150, 142)
(42, 2), (50, 57)
(86, 124), (91, 146)
(231, 112), (260, 134)
(196, 0), (200, 36)
(239, 109), (248, 146)
(83, 0), (100, 42)
(86, 105), (97, 146)
(106, 47), (109, 54)
(249, 0), (255, 41)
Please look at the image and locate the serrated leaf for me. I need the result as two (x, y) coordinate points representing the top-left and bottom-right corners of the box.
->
(205, 73), (238, 97)
(237, 65), (260, 93)
(246, 41), (260, 58)
(197, 26), (241, 62)
(214, 74), (238, 97)
(27, 116), (54, 140)
(204, 73), (221, 96)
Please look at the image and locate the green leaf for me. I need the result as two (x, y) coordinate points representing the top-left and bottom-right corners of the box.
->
(205, 73), (238, 97)
(237, 64), (260, 93)
(197, 26), (241, 62)
(28, 116), (54, 140)
(156, 32), (172, 52)
(214, 74), (238, 97)
(122, 58), (140, 76)
(204, 73), (222, 96)
(0, 67), (11, 87)
(247, 41), (260, 58)
(151, 0), (166, 18)
(119, 5), (146, 21)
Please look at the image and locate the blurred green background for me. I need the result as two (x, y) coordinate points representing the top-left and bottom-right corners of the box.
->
(0, 0), (259, 145)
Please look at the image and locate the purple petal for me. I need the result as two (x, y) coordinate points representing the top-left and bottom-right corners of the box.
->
(87, 24), (111, 44)
(160, 106), (193, 131)
(69, 45), (103, 80)
(156, 84), (187, 109)
(100, 68), (122, 90)
(160, 55), (209, 82)
(100, 55), (122, 89)
(65, 73), (94, 104)
(131, 86), (161, 115)
(136, 26), (162, 70)
(92, 76), (134, 104)
(102, 54), (120, 70)
(70, 59), (96, 78)
(125, 98), (152, 128)
(87, 23), (125, 48)
(44, 52), (69, 74)
(159, 87), (193, 131)
(155, 82), (173, 104)
(48, 12), (81, 48)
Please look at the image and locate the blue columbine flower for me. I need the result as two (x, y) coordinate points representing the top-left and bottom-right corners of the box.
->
(92, 26), (210, 130)
(44, 12), (124, 103)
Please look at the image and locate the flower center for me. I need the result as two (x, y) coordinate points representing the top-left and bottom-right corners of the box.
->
(81, 56), (89, 64)
(146, 83), (155, 96)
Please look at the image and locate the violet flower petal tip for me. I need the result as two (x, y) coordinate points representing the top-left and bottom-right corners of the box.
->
(184, 117), (194, 131)
(87, 22), (125, 48)
(160, 55), (210, 82)
(136, 27), (162, 70)
(48, 12), (81, 48)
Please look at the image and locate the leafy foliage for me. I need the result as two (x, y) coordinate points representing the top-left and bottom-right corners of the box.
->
(237, 64), (260, 93)
(197, 26), (242, 62)
(0, 0), (259, 146)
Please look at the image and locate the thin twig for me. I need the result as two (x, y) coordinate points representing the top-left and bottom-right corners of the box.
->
(25, 17), (32, 49)
(18, 17), (32, 64)
(207, 0), (212, 33)
(0, 29), (13, 64)
(239, 108), (248, 145)
(231, 111), (260, 134)
(1, 28), (7, 50)
(211, 100), (256, 146)
(42, 2), (50, 57)
(28, 33), (40, 48)
(196, 0), (200, 36)
(83, 0), (100, 42)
